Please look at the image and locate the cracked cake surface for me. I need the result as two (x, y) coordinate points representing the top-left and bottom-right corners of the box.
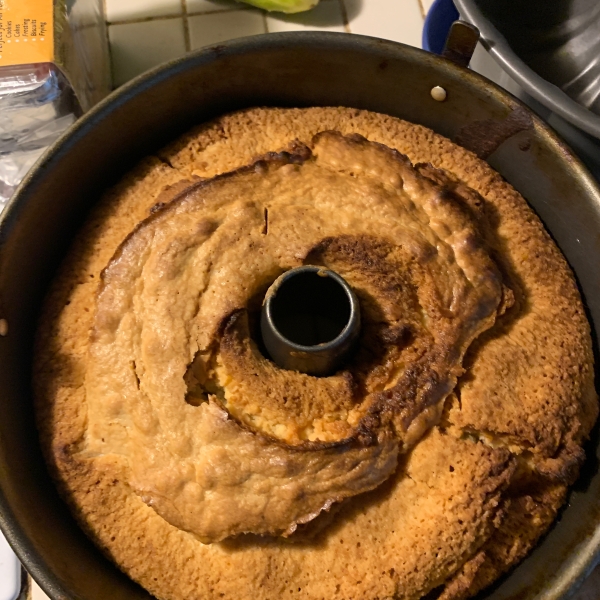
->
(34, 107), (597, 600)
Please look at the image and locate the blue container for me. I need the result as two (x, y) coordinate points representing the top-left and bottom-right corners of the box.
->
(422, 0), (459, 54)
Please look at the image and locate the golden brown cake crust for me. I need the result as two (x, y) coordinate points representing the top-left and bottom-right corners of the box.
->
(81, 131), (509, 542)
(34, 107), (597, 600)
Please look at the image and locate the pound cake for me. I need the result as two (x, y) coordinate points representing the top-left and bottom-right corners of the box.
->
(34, 107), (598, 600)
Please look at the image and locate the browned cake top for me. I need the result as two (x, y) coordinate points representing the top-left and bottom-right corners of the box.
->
(34, 107), (597, 600)
(82, 132), (507, 542)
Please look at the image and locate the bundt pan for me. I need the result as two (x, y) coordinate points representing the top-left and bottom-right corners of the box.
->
(0, 32), (599, 600)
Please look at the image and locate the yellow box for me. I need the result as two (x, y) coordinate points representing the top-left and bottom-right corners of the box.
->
(0, 0), (54, 67)
(0, 0), (110, 111)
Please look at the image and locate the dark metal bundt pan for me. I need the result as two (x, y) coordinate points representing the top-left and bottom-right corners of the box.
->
(0, 32), (599, 600)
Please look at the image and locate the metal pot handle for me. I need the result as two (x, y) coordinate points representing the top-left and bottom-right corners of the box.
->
(442, 20), (480, 68)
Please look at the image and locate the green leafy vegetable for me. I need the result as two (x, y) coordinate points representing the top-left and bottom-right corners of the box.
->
(238, 0), (319, 13)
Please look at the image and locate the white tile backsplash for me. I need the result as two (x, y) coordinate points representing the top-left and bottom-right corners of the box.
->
(345, 0), (423, 47)
(188, 9), (266, 49)
(266, 0), (345, 33)
(109, 18), (187, 87)
(106, 0), (183, 23)
(106, 0), (431, 89)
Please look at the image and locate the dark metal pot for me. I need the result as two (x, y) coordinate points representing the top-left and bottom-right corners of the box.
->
(0, 32), (599, 600)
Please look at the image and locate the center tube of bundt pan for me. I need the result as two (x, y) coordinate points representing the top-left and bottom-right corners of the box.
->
(260, 266), (361, 376)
